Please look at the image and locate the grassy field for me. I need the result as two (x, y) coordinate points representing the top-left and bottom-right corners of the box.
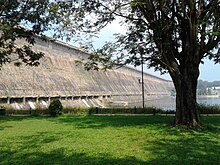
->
(0, 115), (220, 165)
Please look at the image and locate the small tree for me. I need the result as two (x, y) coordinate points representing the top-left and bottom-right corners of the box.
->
(49, 99), (63, 117)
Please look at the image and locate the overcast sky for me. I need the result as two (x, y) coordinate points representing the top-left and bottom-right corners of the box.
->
(91, 21), (220, 82)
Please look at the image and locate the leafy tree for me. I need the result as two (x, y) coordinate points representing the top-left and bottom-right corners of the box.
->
(53, 0), (220, 127)
(197, 80), (208, 95)
(0, 0), (61, 67)
(197, 80), (220, 95)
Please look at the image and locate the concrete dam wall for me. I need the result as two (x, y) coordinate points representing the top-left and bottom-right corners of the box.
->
(0, 37), (173, 109)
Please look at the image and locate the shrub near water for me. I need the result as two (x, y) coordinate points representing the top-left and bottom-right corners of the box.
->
(87, 107), (164, 115)
(197, 104), (220, 114)
(49, 99), (63, 117)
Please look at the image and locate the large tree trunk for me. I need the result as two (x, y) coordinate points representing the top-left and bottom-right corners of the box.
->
(170, 64), (201, 127)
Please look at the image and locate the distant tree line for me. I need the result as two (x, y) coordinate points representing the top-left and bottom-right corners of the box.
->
(197, 80), (220, 95)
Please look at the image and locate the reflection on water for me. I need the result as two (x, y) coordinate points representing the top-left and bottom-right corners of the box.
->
(128, 96), (176, 110)
(129, 96), (220, 110)
(144, 97), (176, 110)
(198, 97), (220, 105)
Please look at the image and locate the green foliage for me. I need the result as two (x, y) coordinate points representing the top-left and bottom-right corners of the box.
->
(88, 107), (163, 115)
(0, 0), (61, 67)
(0, 115), (220, 164)
(0, 107), (6, 115)
(54, 1), (220, 71)
(197, 80), (220, 95)
(63, 106), (92, 115)
(197, 104), (220, 114)
(63, 106), (162, 115)
(48, 99), (63, 117)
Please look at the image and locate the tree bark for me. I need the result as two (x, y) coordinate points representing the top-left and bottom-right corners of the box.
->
(170, 64), (201, 127)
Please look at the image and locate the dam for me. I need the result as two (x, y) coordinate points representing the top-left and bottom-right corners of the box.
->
(0, 36), (173, 109)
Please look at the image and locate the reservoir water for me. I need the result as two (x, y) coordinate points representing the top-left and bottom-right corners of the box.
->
(198, 97), (220, 105)
(131, 96), (220, 110)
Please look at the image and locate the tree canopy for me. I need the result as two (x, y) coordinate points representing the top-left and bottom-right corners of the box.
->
(53, 0), (220, 127)
(53, 0), (220, 70)
(0, 0), (62, 67)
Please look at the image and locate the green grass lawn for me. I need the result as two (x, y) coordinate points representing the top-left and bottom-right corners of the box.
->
(0, 115), (220, 165)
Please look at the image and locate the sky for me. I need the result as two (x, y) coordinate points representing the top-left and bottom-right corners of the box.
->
(90, 21), (220, 82)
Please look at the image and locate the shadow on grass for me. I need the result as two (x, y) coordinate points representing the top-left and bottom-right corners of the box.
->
(0, 149), (149, 165)
(145, 124), (220, 164)
(2, 115), (218, 130)
(149, 137), (220, 164)
(0, 146), (147, 165)
(0, 115), (28, 122)
(54, 115), (175, 128)
(1, 124), (220, 164)
(0, 115), (49, 131)
(0, 115), (172, 130)
(0, 115), (48, 123)
(1, 115), (220, 164)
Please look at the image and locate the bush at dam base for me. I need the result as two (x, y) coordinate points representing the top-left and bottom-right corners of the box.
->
(2, 104), (220, 116)
(0, 107), (6, 115)
(49, 100), (63, 117)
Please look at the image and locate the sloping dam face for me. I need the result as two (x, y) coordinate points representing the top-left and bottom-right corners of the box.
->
(0, 37), (173, 109)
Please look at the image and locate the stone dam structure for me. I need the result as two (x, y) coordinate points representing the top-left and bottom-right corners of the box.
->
(0, 36), (173, 109)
